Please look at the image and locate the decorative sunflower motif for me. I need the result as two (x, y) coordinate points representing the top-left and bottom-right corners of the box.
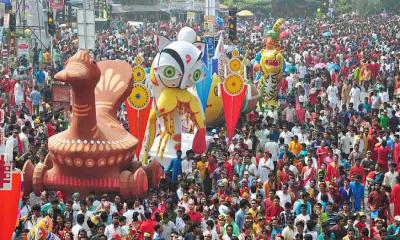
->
(134, 56), (144, 65)
(224, 74), (244, 96)
(232, 49), (240, 58)
(127, 83), (151, 110)
(132, 66), (146, 82)
(229, 58), (241, 72)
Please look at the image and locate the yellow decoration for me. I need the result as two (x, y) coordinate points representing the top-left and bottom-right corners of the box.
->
(232, 49), (240, 58)
(236, 10), (254, 17)
(224, 74), (244, 96)
(132, 66), (146, 82)
(127, 83), (151, 110)
(205, 74), (224, 126)
(229, 58), (241, 72)
(134, 56), (144, 65)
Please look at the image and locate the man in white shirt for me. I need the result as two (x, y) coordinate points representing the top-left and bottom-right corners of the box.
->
(279, 126), (293, 145)
(340, 131), (352, 157)
(181, 151), (194, 175)
(175, 207), (186, 234)
(327, 82), (339, 109)
(265, 135), (279, 162)
(298, 62), (307, 80)
(77, 202), (92, 234)
(104, 213), (123, 240)
(349, 83), (361, 110)
(123, 199), (137, 224)
(282, 105), (296, 127)
(5, 129), (18, 162)
(72, 214), (85, 240)
(19, 127), (29, 154)
(258, 152), (274, 182)
(383, 163), (399, 189)
(24, 204), (42, 230)
(228, 139), (238, 153)
(276, 183), (292, 208)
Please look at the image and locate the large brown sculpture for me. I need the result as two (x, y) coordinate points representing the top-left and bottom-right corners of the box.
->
(23, 50), (163, 199)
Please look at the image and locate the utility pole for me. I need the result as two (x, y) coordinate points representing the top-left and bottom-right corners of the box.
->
(78, 0), (95, 50)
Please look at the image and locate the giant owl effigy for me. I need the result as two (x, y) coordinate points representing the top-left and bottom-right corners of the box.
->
(144, 27), (207, 161)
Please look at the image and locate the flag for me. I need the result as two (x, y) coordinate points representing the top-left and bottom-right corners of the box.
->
(0, 172), (22, 240)
(196, 63), (212, 112)
(221, 84), (247, 143)
(213, 34), (227, 80)
(125, 83), (153, 160)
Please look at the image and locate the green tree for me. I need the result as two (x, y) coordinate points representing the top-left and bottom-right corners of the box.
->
(222, 0), (272, 15)
(381, 0), (400, 13)
(351, 0), (382, 15)
(333, 0), (352, 15)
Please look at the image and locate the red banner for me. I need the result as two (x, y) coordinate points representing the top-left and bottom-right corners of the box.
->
(49, 0), (64, 10)
(125, 98), (152, 159)
(0, 172), (22, 240)
(220, 84), (247, 143)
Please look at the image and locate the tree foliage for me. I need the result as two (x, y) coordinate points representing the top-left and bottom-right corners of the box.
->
(332, 0), (399, 15)
(221, 0), (272, 14)
(333, 0), (352, 15)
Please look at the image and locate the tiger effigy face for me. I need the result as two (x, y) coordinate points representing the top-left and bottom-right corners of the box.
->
(260, 49), (284, 75)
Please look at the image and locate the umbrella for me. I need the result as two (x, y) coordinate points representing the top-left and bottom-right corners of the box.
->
(314, 63), (326, 69)
(237, 10), (254, 17)
(323, 31), (332, 37)
(327, 63), (340, 71)
(280, 31), (290, 39)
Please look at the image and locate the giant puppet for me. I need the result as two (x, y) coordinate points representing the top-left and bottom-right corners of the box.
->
(255, 18), (285, 108)
(22, 51), (163, 199)
(144, 27), (207, 161)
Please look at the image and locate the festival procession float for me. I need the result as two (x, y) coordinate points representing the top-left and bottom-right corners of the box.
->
(22, 51), (163, 199)
(254, 18), (285, 109)
(140, 26), (261, 161)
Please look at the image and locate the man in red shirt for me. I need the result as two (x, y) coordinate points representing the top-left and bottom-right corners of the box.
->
(391, 176), (400, 216)
(138, 210), (158, 239)
(375, 140), (391, 172)
(368, 133), (379, 161)
(368, 182), (390, 220)
(350, 158), (366, 183)
(266, 196), (284, 223)
(316, 141), (329, 168)
(46, 117), (56, 137)
(187, 199), (202, 224)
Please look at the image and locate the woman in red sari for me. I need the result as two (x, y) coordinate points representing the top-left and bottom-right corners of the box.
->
(301, 158), (316, 187)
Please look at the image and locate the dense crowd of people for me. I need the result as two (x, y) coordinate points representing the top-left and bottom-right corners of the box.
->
(1, 10), (400, 240)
